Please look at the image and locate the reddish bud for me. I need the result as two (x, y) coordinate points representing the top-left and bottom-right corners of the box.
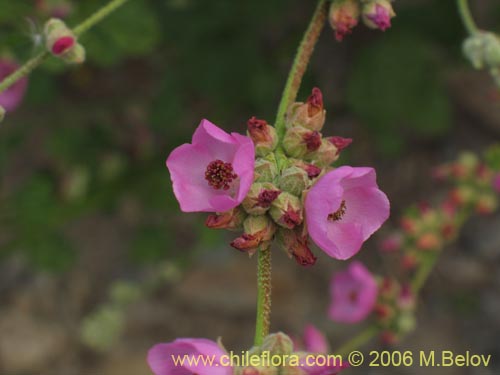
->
(416, 232), (441, 251)
(306, 87), (323, 117)
(303, 131), (322, 152)
(205, 207), (246, 230)
(52, 35), (75, 55)
(329, 0), (360, 42)
(328, 136), (353, 155)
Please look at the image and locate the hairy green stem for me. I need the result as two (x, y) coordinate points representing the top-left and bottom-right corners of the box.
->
(0, 0), (131, 94)
(274, 0), (328, 140)
(254, 248), (272, 346)
(457, 0), (478, 35)
(253, 0), (328, 346)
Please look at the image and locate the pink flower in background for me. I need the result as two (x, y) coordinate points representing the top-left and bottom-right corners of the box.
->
(328, 261), (378, 323)
(305, 166), (390, 260)
(166, 119), (255, 212)
(0, 59), (28, 112)
(303, 324), (329, 353)
(493, 174), (500, 193)
(147, 338), (231, 375)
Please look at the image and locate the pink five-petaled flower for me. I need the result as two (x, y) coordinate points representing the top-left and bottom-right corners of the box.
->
(305, 166), (390, 260)
(167, 119), (255, 212)
(328, 261), (378, 323)
(147, 338), (231, 375)
(0, 59), (28, 112)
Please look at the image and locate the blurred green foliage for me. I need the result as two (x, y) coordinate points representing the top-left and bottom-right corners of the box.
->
(0, 0), (499, 272)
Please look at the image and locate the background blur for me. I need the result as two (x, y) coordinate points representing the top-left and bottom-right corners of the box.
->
(1, 0), (500, 374)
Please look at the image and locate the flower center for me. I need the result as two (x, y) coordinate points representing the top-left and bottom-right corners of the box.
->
(328, 200), (346, 221)
(205, 159), (238, 190)
(348, 290), (359, 303)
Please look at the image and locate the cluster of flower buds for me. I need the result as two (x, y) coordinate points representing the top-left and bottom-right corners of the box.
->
(44, 18), (85, 64)
(374, 277), (416, 344)
(379, 151), (500, 275)
(328, 0), (396, 41)
(463, 31), (500, 88)
(148, 332), (346, 375)
(165, 87), (389, 267)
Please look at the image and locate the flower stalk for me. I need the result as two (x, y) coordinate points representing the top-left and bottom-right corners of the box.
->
(253, 0), (328, 346)
(457, 0), (478, 35)
(0, 0), (131, 94)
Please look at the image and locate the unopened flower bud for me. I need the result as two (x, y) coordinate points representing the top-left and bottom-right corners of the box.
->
(378, 277), (399, 299)
(400, 217), (417, 234)
(247, 116), (278, 157)
(44, 18), (85, 64)
(261, 332), (294, 355)
(416, 232), (441, 251)
(397, 284), (415, 311)
(206, 207), (246, 230)
(283, 126), (322, 159)
(269, 192), (303, 229)
(475, 193), (498, 214)
(329, 0), (360, 42)
(0, 105), (5, 123)
(277, 228), (317, 266)
(463, 32), (500, 70)
(279, 166), (309, 196)
(374, 303), (395, 322)
(328, 136), (353, 155)
(401, 253), (419, 270)
(362, 0), (395, 31)
(305, 138), (339, 167)
(242, 183), (281, 215)
(291, 160), (323, 179)
(397, 312), (416, 335)
(286, 87), (326, 131)
(254, 156), (278, 183)
(231, 216), (276, 253)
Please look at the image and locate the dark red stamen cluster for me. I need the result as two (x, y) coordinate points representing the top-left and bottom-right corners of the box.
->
(257, 189), (281, 208)
(205, 159), (237, 190)
(328, 200), (347, 221)
(303, 131), (322, 151)
(307, 87), (323, 116)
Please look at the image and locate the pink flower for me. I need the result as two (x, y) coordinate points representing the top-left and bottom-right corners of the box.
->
(0, 59), (28, 112)
(328, 261), (378, 323)
(147, 338), (231, 375)
(305, 166), (390, 260)
(493, 173), (500, 193)
(166, 119), (255, 212)
(303, 324), (329, 353)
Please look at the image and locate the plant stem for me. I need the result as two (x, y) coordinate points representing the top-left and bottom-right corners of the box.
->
(334, 326), (379, 357)
(457, 0), (478, 35)
(274, 0), (328, 140)
(254, 248), (272, 346)
(73, 0), (130, 36)
(0, 0), (131, 94)
(253, 0), (328, 346)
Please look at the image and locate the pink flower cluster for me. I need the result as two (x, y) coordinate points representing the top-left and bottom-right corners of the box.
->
(166, 88), (389, 264)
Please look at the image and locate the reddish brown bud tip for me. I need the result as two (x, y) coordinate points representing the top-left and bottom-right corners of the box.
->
(247, 116), (268, 138)
(257, 189), (281, 208)
(205, 208), (245, 230)
(303, 131), (322, 152)
(328, 136), (353, 154)
(230, 233), (261, 252)
(307, 87), (323, 117)
(305, 164), (322, 179)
